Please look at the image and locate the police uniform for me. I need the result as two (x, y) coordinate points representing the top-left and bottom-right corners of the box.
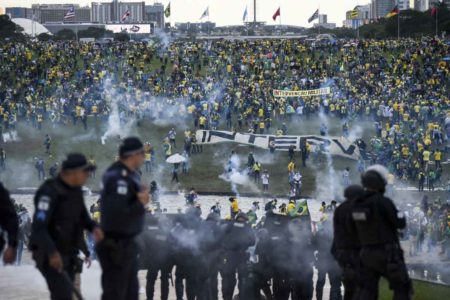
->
(97, 138), (146, 300)
(220, 213), (256, 300)
(138, 213), (174, 300)
(29, 154), (97, 300)
(332, 185), (365, 300)
(0, 182), (18, 257)
(315, 218), (342, 300)
(352, 166), (412, 300)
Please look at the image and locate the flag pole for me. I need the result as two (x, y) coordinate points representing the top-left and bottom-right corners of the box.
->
(279, 7), (281, 26)
(397, 9), (400, 40)
(435, 7), (438, 37)
(318, 3), (321, 35)
(246, 5), (249, 36)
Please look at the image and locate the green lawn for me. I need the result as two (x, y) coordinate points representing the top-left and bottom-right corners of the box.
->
(1, 115), (448, 200)
(0, 115), (371, 197)
(380, 279), (450, 300)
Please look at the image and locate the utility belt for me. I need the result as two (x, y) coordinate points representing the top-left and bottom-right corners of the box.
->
(334, 248), (359, 267)
(97, 235), (136, 267)
(32, 249), (79, 273)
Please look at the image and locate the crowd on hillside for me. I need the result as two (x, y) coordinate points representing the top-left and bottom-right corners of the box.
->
(0, 38), (450, 188)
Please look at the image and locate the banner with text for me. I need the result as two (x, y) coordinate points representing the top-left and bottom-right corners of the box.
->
(196, 130), (364, 160)
(273, 87), (331, 98)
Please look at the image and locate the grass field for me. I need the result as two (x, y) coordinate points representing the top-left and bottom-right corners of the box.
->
(0, 114), (376, 198)
(1, 112), (448, 202)
(379, 279), (450, 300)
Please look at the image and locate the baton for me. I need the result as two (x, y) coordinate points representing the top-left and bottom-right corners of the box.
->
(62, 271), (84, 300)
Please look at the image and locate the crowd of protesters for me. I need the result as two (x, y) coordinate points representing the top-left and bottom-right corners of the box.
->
(0, 38), (449, 190)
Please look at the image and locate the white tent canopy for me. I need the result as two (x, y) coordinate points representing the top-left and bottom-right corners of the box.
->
(11, 18), (52, 36)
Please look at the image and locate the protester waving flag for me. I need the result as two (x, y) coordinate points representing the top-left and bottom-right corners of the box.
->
(121, 9), (131, 22)
(243, 5), (248, 22)
(165, 2), (171, 18)
(272, 7), (280, 21)
(386, 5), (399, 18)
(200, 7), (209, 20)
(308, 9), (319, 23)
(63, 5), (75, 20)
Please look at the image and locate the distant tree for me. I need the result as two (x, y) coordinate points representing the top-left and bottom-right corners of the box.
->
(114, 32), (130, 42)
(0, 14), (25, 40)
(78, 27), (113, 39)
(55, 28), (76, 40)
(37, 33), (52, 41)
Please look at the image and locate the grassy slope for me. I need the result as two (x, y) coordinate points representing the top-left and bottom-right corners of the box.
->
(0, 115), (374, 197)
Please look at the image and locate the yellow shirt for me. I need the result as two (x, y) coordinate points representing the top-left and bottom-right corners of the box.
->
(434, 152), (441, 161)
(287, 162), (295, 173)
(287, 202), (296, 214)
(423, 150), (431, 162)
(231, 201), (239, 213)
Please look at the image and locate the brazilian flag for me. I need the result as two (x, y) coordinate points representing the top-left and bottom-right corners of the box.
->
(165, 2), (171, 18)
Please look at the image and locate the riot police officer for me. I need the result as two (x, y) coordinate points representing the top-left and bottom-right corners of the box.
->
(220, 212), (256, 300)
(175, 206), (208, 300)
(352, 165), (412, 300)
(29, 153), (103, 300)
(97, 137), (150, 300)
(139, 212), (174, 300)
(200, 212), (227, 300)
(289, 218), (315, 300)
(246, 227), (274, 300)
(332, 185), (365, 300)
(0, 182), (18, 264)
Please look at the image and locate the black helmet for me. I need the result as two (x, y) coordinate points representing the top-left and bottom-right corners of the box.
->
(206, 212), (220, 222)
(344, 185), (365, 201)
(361, 165), (389, 193)
(235, 212), (248, 223)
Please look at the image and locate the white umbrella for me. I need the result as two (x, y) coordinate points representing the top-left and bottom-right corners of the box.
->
(166, 153), (186, 164)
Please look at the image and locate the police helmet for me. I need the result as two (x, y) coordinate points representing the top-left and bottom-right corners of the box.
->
(235, 212), (248, 223)
(344, 184), (365, 201)
(361, 164), (389, 192)
(206, 212), (220, 222)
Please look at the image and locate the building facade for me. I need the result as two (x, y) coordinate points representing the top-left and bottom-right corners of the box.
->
(398, 0), (411, 10)
(344, 4), (371, 29)
(118, 1), (145, 23)
(414, 0), (429, 11)
(370, 0), (396, 19)
(91, 1), (145, 23)
(429, 0), (450, 9)
(5, 7), (32, 19)
(31, 4), (91, 23)
(145, 2), (164, 28)
(91, 2), (113, 23)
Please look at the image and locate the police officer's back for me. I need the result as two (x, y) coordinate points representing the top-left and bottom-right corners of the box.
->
(29, 153), (102, 300)
(140, 212), (174, 300)
(97, 137), (150, 300)
(288, 218), (315, 300)
(221, 212), (256, 300)
(0, 182), (18, 264)
(352, 165), (412, 300)
(331, 185), (365, 300)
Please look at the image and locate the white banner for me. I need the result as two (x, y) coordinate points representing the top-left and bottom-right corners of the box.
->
(196, 130), (364, 160)
(273, 87), (331, 98)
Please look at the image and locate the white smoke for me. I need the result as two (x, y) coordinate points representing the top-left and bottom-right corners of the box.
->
(218, 153), (259, 196)
(100, 77), (136, 144)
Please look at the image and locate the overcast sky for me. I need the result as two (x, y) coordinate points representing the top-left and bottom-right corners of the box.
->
(1, 0), (369, 27)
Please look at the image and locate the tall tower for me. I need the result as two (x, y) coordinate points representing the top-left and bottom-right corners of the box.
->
(113, 0), (119, 22)
(253, 0), (257, 23)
